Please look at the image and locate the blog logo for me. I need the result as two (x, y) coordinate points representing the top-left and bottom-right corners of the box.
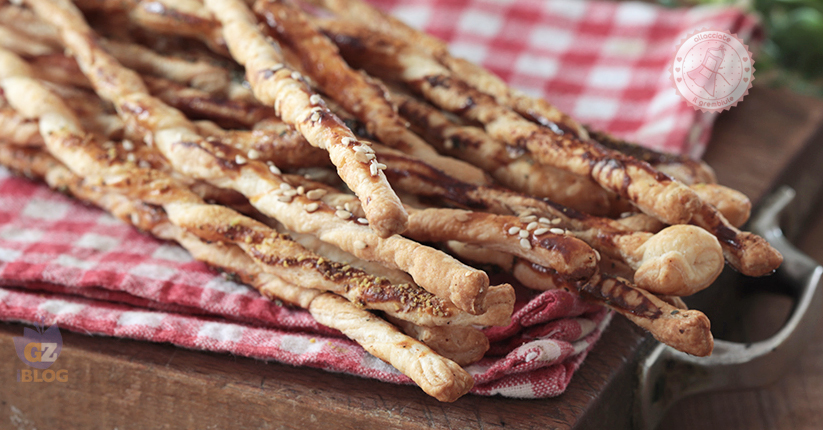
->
(13, 318), (68, 382)
(671, 29), (753, 113)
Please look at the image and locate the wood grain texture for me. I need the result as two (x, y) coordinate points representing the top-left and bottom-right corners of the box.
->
(0, 87), (820, 430)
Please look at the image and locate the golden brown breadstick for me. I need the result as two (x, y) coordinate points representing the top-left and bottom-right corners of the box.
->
(307, 0), (586, 138)
(391, 91), (616, 216)
(690, 183), (751, 228)
(319, 20), (702, 226)
(308, 293), (474, 402)
(386, 316), (489, 366)
(200, 0), (408, 237)
(0, 106), (43, 146)
(253, 0), (490, 186)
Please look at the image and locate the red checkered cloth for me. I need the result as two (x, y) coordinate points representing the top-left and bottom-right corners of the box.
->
(0, 0), (758, 398)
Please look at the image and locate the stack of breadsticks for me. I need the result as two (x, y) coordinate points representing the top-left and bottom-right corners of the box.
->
(0, 0), (781, 402)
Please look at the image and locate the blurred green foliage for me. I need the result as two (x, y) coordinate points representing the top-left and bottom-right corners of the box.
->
(661, 0), (823, 97)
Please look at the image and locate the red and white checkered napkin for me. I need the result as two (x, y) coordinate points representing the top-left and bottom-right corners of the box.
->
(0, 0), (757, 398)
(371, 0), (760, 158)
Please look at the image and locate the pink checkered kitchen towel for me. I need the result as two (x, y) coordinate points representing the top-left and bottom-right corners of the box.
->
(0, 0), (759, 398)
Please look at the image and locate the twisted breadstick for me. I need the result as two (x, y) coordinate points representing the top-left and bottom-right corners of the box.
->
(318, 19), (702, 226)
(253, 0), (490, 186)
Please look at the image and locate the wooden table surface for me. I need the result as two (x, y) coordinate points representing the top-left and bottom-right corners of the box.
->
(0, 86), (822, 429)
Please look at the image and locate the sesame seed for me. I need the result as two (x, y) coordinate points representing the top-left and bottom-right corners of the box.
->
(354, 240), (367, 250)
(508, 226), (521, 235)
(344, 202), (356, 212)
(311, 106), (322, 113)
(335, 210), (352, 219)
(594, 249), (601, 261)
(306, 189), (327, 200)
(122, 140), (134, 151)
(549, 228), (565, 235)
(455, 213), (469, 222)
(309, 94), (322, 104)
(520, 215), (537, 223)
(519, 230), (529, 238)
(130, 213), (139, 225)
(235, 154), (247, 165)
(297, 186), (305, 195)
(247, 149), (260, 160)
(375, 162), (387, 170)
(277, 195), (292, 203)
(271, 63), (284, 71)
(620, 212), (633, 218)
(126, 153), (136, 163)
(280, 183), (292, 191)
(527, 222), (538, 231)
(551, 218), (562, 225)
(520, 238), (531, 249)
(268, 164), (281, 174)
(369, 162), (379, 176)
(539, 217), (551, 225)
(354, 152), (370, 163)
(341, 137), (354, 145)
(283, 190), (297, 197)
(352, 145), (368, 153)
(364, 153), (376, 160)
(305, 202), (320, 212)
(357, 217), (368, 224)
(310, 112), (321, 122)
(534, 228), (549, 236)
(291, 71), (302, 80)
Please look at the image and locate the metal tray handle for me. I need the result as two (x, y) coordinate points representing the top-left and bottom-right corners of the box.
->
(635, 186), (823, 429)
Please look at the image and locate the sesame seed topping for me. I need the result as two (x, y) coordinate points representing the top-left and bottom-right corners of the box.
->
(310, 112), (321, 122)
(539, 217), (551, 225)
(291, 71), (302, 80)
(508, 226), (521, 235)
(277, 195), (292, 203)
(305, 202), (320, 212)
(551, 218), (562, 225)
(520, 238), (531, 249)
(549, 228), (565, 235)
(520, 215), (537, 223)
(527, 222), (539, 231)
(344, 201), (356, 212)
(247, 149), (260, 160)
(310, 106), (322, 113)
(235, 154), (247, 165)
(352, 145), (368, 153)
(369, 162), (379, 176)
(309, 94), (322, 104)
(297, 186), (305, 195)
(455, 213), (469, 222)
(306, 189), (327, 200)
(354, 152), (370, 163)
(341, 137), (354, 145)
(335, 210), (352, 219)
(375, 162), (387, 170)
(354, 240), (367, 250)
(357, 217), (369, 224)
(130, 213), (139, 225)
(283, 190), (297, 197)
(519, 230), (529, 238)
(364, 153), (376, 160)
(268, 164), (281, 174)
(594, 249), (601, 261)
(126, 153), (136, 163)
(122, 140), (134, 151)
(534, 228), (549, 236)
(280, 183), (291, 191)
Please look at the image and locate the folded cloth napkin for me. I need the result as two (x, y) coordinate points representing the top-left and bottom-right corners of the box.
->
(0, 0), (758, 398)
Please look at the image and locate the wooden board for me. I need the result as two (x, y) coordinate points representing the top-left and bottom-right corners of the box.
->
(1, 86), (822, 430)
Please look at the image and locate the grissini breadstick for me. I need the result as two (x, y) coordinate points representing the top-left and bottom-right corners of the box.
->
(26, 1), (493, 314)
(305, 0), (587, 139)
(690, 183), (751, 228)
(309, 293), (474, 402)
(253, 0), (490, 186)
(319, 20), (702, 226)
(198, 0), (409, 237)
(386, 315), (489, 367)
(0, 144), (475, 399)
(369, 143), (724, 296)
